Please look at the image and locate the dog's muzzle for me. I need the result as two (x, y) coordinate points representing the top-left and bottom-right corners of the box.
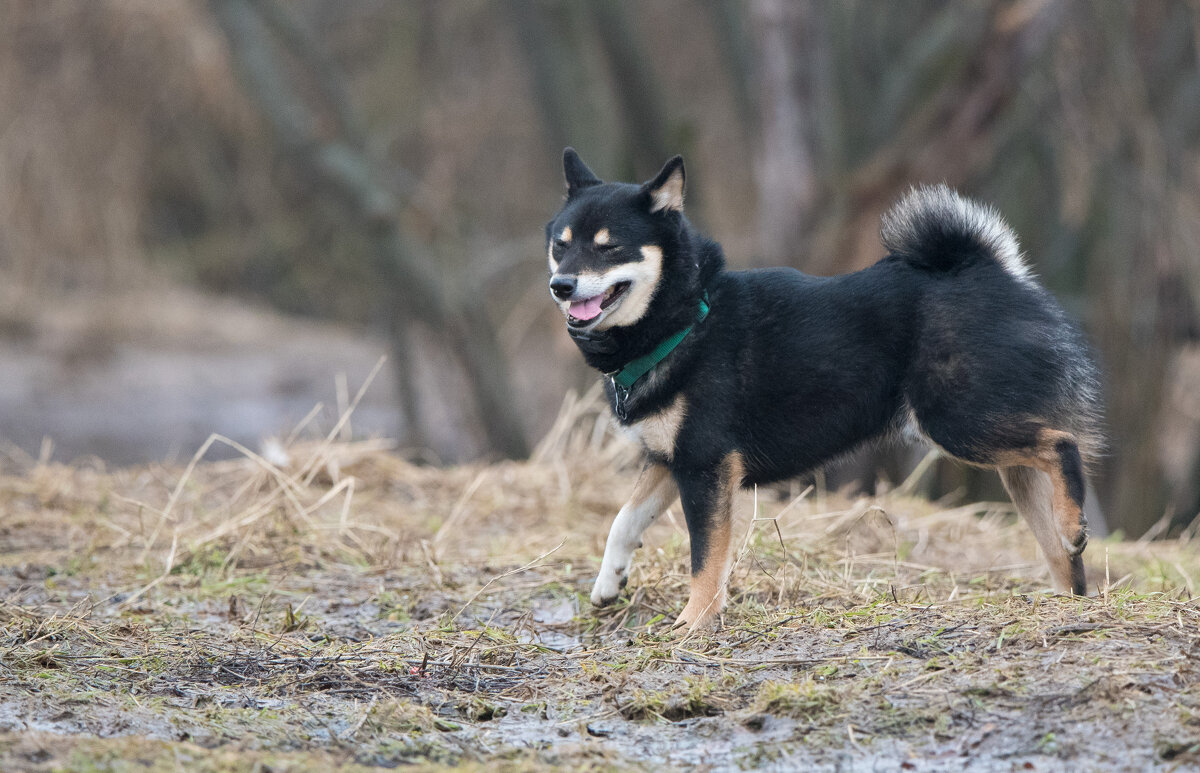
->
(550, 274), (632, 328)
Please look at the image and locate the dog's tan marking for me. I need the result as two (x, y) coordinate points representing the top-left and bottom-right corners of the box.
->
(675, 519), (731, 630)
(1001, 466), (1081, 593)
(991, 428), (1088, 593)
(549, 226), (572, 269)
(625, 462), (673, 509)
(595, 245), (663, 330)
(594, 228), (611, 246)
(675, 452), (744, 631)
(649, 168), (685, 213)
(631, 395), (686, 459)
(639, 244), (663, 262)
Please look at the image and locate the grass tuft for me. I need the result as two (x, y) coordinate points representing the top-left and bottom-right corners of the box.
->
(752, 678), (840, 721)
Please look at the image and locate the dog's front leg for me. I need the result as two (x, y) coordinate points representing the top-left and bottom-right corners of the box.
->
(673, 454), (741, 631)
(591, 462), (677, 607)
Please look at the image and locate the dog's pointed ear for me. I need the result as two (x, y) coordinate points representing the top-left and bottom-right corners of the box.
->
(642, 155), (685, 213)
(563, 147), (602, 196)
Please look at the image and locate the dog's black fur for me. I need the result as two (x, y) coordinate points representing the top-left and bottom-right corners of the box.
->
(546, 149), (1102, 628)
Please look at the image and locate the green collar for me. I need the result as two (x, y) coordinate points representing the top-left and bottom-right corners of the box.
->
(610, 293), (710, 392)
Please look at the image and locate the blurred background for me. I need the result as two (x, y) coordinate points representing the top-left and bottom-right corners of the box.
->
(0, 0), (1197, 538)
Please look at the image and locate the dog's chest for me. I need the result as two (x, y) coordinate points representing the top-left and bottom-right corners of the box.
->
(624, 394), (687, 458)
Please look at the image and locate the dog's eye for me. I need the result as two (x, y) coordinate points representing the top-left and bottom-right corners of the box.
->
(597, 243), (621, 253)
(553, 239), (569, 250)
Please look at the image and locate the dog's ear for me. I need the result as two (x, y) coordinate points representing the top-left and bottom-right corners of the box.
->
(642, 155), (685, 213)
(563, 148), (602, 196)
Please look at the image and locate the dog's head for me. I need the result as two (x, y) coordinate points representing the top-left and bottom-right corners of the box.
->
(545, 149), (689, 333)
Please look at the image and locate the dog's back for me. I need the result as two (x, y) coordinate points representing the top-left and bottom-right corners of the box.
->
(680, 185), (1102, 489)
(692, 262), (922, 483)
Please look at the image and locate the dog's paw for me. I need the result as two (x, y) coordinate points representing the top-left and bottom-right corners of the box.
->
(670, 591), (724, 634)
(590, 567), (628, 607)
(670, 607), (719, 637)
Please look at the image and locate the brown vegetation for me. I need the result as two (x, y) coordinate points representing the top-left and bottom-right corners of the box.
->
(1, 393), (1199, 770)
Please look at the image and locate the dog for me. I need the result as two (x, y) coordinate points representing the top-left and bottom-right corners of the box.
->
(545, 148), (1102, 631)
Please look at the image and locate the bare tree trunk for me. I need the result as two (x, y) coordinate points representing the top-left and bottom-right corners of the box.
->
(210, 0), (529, 458)
(748, 0), (818, 266)
(382, 308), (426, 452)
(511, 1), (688, 211)
(246, 0), (367, 147)
(507, 0), (597, 157)
(588, 0), (673, 178)
(704, 0), (759, 137)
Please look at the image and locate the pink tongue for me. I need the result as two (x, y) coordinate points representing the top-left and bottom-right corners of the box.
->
(569, 295), (604, 320)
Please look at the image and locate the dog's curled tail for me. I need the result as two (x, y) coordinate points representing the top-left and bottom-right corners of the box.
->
(880, 184), (1032, 282)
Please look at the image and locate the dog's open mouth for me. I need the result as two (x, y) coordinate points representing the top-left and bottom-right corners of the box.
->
(567, 281), (630, 327)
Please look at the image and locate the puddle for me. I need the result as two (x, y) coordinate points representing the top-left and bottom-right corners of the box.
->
(522, 595), (583, 652)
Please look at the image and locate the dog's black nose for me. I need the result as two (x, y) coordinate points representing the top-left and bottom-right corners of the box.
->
(549, 276), (576, 300)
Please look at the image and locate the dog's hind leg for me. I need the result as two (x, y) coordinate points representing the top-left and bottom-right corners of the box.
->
(999, 435), (1088, 595)
(1000, 466), (1080, 593)
(673, 453), (744, 631)
(591, 462), (677, 608)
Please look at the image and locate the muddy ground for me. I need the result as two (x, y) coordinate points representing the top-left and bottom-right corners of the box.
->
(1, 407), (1199, 771)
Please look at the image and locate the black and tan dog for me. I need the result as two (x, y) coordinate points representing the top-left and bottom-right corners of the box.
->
(545, 148), (1102, 631)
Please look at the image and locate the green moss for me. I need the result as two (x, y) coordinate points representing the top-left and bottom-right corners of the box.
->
(753, 678), (840, 721)
(620, 677), (727, 721)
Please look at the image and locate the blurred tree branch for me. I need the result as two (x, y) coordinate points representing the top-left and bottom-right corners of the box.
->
(247, 0), (367, 147)
(510, 0), (687, 209)
(508, 0), (594, 158)
(588, 0), (673, 178)
(210, 0), (530, 458)
(749, 0), (819, 266)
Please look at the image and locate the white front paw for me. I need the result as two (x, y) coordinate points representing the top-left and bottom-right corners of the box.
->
(590, 565), (627, 607)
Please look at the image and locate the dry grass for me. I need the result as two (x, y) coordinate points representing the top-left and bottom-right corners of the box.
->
(2, 387), (1200, 771)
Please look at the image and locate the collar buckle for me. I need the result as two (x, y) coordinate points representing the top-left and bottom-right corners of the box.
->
(609, 376), (630, 421)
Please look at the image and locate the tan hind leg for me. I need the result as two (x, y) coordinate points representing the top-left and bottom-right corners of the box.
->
(997, 429), (1089, 594)
(1000, 465), (1084, 593)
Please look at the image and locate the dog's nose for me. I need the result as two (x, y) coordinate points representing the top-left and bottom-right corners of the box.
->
(549, 275), (577, 300)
